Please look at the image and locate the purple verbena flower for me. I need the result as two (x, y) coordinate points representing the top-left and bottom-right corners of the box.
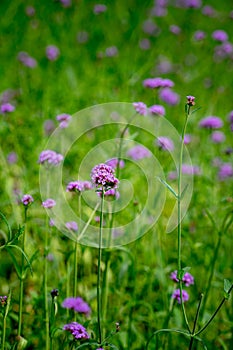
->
(42, 198), (56, 208)
(186, 95), (195, 106)
(159, 88), (180, 105)
(139, 38), (151, 50)
(38, 150), (64, 166)
(193, 30), (206, 41)
(66, 180), (92, 193)
(177, 0), (202, 8)
(98, 188), (120, 200)
(133, 102), (147, 115)
(184, 134), (192, 144)
(149, 104), (165, 116)
(227, 111), (233, 123)
(7, 152), (18, 164)
(218, 163), (233, 181)
(170, 270), (194, 286)
(63, 322), (90, 340)
(212, 30), (228, 42)
(93, 4), (107, 14)
(43, 119), (55, 136)
(56, 113), (72, 128)
(169, 25), (181, 35)
(127, 145), (151, 160)
(105, 158), (125, 169)
(157, 136), (174, 151)
(202, 5), (216, 17)
(0, 103), (15, 113)
(51, 289), (59, 298)
(172, 289), (189, 303)
(65, 221), (78, 231)
(46, 45), (60, 61)
(91, 163), (119, 190)
(199, 116), (223, 129)
(25, 6), (35, 16)
(0, 296), (8, 306)
(143, 77), (174, 89)
(182, 164), (201, 175)
(62, 297), (91, 316)
(105, 46), (118, 57)
(21, 194), (34, 206)
(211, 131), (225, 143)
(17, 52), (37, 68)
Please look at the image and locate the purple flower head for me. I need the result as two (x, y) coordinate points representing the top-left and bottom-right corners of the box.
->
(211, 131), (225, 143)
(212, 30), (228, 42)
(186, 95), (195, 106)
(142, 19), (158, 35)
(42, 198), (56, 209)
(199, 116), (223, 129)
(105, 158), (125, 169)
(60, 0), (72, 7)
(7, 152), (18, 164)
(202, 5), (216, 17)
(177, 0), (202, 8)
(218, 163), (233, 181)
(62, 297), (91, 316)
(25, 6), (35, 17)
(228, 111), (233, 123)
(91, 163), (119, 190)
(17, 52), (37, 68)
(38, 150), (64, 166)
(56, 113), (72, 128)
(172, 289), (189, 303)
(0, 103), (15, 113)
(143, 77), (174, 89)
(93, 4), (107, 14)
(98, 188), (120, 200)
(184, 134), (192, 144)
(21, 194), (34, 206)
(169, 25), (181, 35)
(65, 221), (78, 232)
(46, 45), (60, 61)
(63, 322), (90, 340)
(182, 164), (201, 175)
(51, 289), (59, 298)
(159, 88), (180, 105)
(0, 296), (8, 307)
(66, 180), (91, 193)
(149, 104), (165, 116)
(157, 136), (174, 151)
(139, 38), (151, 50)
(193, 30), (206, 41)
(44, 119), (55, 136)
(105, 46), (118, 57)
(127, 145), (151, 160)
(133, 102), (147, 115)
(170, 270), (194, 286)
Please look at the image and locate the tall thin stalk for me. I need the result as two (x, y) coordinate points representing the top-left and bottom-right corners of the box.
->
(97, 187), (104, 344)
(44, 216), (50, 350)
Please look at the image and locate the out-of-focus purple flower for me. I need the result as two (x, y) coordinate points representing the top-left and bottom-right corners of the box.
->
(105, 158), (125, 169)
(186, 95), (195, 106)
(25, 6), (35, 16)
(133, 102), (147, 115)
(139, 38), (151, 50)
(62, 297), (91, 316)
(51, 289), (59, 298)
(212, 30), (228, 42)
(42, 198), (56, 208)
(193, 30), (206, 41)
(0, 102), (15, 113)
(127, 145), (151, 160)
(60, 0), (72, 7)
(91, 163), (119, 190)
(105, 46), (118, 57)
(142, 19), (159, 35)
(227, 111), (233, 123)
(225, 147), (233, 155)
(21, 194), (34, 206)
(7, 152), (18, 164)
(176, 0), (202, 8)
(182, 164), (201, 175)
(211, 131), (225, 143)
(0, 296), (8, 307)
(214, 42), (233, 60)
(63, 322), (90, 340)
(218, 163), (233, 181)
(49, 219), (55, 227)
(159, 88), (180, 105)
(38, 150), (64, 166)
(143, 77), (174, 89)
(66, 180), (92, 193)
(157, 136), (174, 151)
(43, 119), (55, 136)
(169, 25), (181, 35)
(184, 134), (192, 144)
(98, 188), (120, 200)
(18, 52), (37, 68)
(46, 45), (60, 61)
(156, 59), (173, 74)
(77, 31), (89, 43)
(202, 5), (216, 17)
(65, 221), (78, 231)
(170, 270), (194, 286)
(56, 113), (72, 128)
(93, 4), (107, 14)
(151, 5), (167, 17)
(149, 104), (165, 116)
(199, 116), (223, 129)
(172, 289), (189, 303)
(46, 253), (54, 261)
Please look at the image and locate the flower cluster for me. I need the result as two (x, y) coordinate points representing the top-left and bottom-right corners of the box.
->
(62, 296), (91, 316)
(21, 194), (34, 206)
(0, 102), (15, 113)
(149, 104), (165, 116)
(170, 270), (195, 304)
(91, 163), (119, 190)
(186, 95), (195, 106)
(66, 180), (92, 193)
(127, 145), (151, 160)
(65, 221), (78, 231)
(143, 77), (174, 89)
(63, 322), (90, 340)
(199, 116), (223, 129)
(105, 158), (125, 169)
(42, 198), (56, 209)
(0, 295), (8, 307)
(46, 45), (60, 61)
(38, 150), (63, 166)
(133, 102), (147, 115)
(157, 136), (174, 151)
(56, 113), (72, 128)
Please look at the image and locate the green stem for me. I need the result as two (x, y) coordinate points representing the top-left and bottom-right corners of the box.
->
(97, 189), (104, 344)
(177, 110), (191, 332)
(1, 290), (11, 350)
(188, 293), (204, 350)
(44, 217), (50, 350)
(17, 208), (27, 337)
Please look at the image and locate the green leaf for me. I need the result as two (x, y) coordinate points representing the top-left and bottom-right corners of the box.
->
(224, 279), (232, 299)
(0, 211), (12, 241)
(180, 184), (189, 200)
(5, 246), (22, 278)
(190, 106), (202, 115)
(7, 244), (33, 276)
(156, 177), (178, 199)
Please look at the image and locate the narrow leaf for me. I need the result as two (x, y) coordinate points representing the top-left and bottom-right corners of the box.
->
(0, 211), (12, 240)
(156, 177), (178, 199)
(7, 244), (33, 276)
